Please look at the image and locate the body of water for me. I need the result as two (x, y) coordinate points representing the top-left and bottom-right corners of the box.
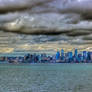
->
(0, 63), (92, 92)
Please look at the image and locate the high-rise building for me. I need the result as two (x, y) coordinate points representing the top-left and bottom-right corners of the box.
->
(68, 52), (73, 62)
(83, 51), (87, 58)
(74, 49), (78, 57)
(61, 49), (64, 60)
(88, 52), (92, 61)
(68, 52), (73, 59)
(56, 51), (60, 60)
(90, 52), (92, 61)
(78, 53), (83, 62)
(61, 49), (64, 56)
(83, 51), (88, 62)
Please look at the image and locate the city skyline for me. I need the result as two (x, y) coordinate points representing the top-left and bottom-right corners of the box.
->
(0, 48), (92, 63)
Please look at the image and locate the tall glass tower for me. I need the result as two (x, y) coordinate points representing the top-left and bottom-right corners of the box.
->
(61, 49), (64, 60)
(74, 49), (78, 57)
(83, 51), (87, 60)
(56, 51), (60, 60)
(61, 49), (64, 57)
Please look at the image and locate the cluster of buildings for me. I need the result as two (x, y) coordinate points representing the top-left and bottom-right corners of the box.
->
(56, 49), (92, 63)
(0, 49), (92, 63)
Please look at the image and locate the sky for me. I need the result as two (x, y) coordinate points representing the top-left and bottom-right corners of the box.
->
(0, 0), (92, 54)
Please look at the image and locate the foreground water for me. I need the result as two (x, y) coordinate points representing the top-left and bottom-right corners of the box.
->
(0, 64), (92, 92)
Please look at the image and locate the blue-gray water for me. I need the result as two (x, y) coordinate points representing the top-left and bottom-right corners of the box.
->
(0, 64), (92, 92)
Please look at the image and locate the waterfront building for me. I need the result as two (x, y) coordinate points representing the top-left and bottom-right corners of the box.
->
(56, 51), (60, 60)
(0, 56), (5, 62)
(87, 52), (92, 62)
(68, 52), (73, 59)
(74, 49), (78, 56)
(83, 51), (87, 58)
(83, 51), (87, 63)
(74, 49), (79, 62)
(90, 52), (92, 62)
(64, 52), (69, 63)
(74, 49), (78, 57)
(52, 55), (56, 63)
(37, 55), (41, 63)
(61, 49), (64, 56)
(61, 49), (65, 61)
(68, 52), (73, 62)
(78, 54), (83, 62)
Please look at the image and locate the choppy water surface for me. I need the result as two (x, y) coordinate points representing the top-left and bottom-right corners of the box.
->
(0, 64), (92, 92)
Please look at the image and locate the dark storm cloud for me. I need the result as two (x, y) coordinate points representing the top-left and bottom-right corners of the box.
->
(0, 0), (92, 45)
(0, 0), (53, 13)
(62, 0), (92, 19)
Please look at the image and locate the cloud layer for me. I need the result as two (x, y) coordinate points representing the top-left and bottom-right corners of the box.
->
(0, 0), (92, 53)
